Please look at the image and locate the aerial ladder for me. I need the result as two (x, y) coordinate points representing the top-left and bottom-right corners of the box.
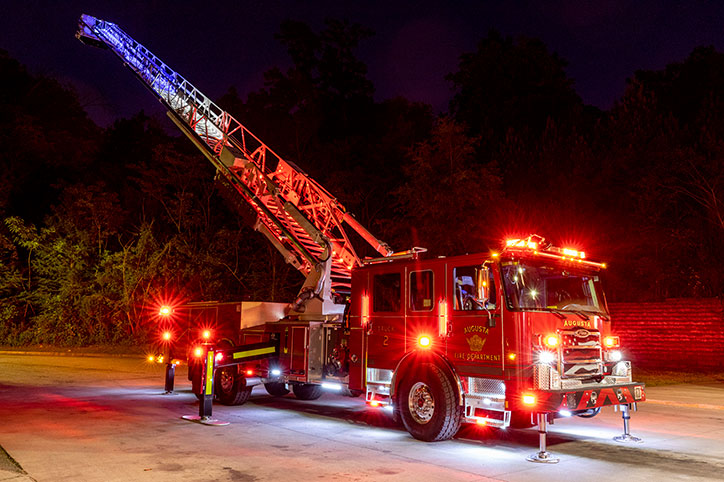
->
(76, 14), (396, 317)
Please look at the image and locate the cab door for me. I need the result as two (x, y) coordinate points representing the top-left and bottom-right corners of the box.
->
(446, 260), (504, 377)
(366, 269), (405, 370)
(405, 268), (439, 353)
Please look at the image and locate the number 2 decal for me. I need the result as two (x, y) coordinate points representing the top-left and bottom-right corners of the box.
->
(382, 335), (389, 346)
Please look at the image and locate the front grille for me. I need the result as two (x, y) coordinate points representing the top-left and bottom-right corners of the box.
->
(468, 377), (505, 396)
(560, 329), (602, 378)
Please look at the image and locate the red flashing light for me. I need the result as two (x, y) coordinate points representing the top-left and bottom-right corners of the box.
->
(159, 306), (172, 316)
(562, 248), (586, 259)
(506, 238), (538, 250)
(604, 336), (620, 348)
(162, 331), (172, 341)
(245, 369), (254, 376)
(418, 335), (431, 348)
(361, 293), (370, 328)
(202, 330), (211, 339)
(193, 347), (203, 358)
(522, 394), (536, 406)
(369, 400), (380, 407)
(438, 300), (449, 337)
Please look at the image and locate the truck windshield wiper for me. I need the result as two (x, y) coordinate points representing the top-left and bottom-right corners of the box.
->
(570, 310), (590, 320)
(546, 308), (589, 320)
(545, 309), (566, 319)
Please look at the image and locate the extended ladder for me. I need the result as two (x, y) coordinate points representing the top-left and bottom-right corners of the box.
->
(77, 14), (393, 301)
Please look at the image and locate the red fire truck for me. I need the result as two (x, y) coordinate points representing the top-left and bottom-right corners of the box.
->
(78, 15), (645, 462)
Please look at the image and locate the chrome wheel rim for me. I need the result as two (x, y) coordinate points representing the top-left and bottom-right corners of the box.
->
(408, 381), (435, 424)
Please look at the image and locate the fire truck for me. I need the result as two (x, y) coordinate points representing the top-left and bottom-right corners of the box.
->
(77, 15), (645, 462)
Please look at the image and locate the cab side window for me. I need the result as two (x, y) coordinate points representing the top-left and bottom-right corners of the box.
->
(373, 273), (401, 312)
(409, 270), (433, 311)
(453, 266), (496, 311)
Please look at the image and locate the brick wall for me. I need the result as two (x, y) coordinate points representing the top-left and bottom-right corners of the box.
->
(609, 298), (724, 371)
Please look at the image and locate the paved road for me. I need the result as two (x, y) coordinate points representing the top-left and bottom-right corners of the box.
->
(1, 354), (724, 481)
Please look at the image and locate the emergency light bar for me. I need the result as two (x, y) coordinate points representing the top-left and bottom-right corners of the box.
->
(502, 235), (606, 269)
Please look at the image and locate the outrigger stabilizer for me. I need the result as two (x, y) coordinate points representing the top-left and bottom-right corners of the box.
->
(527, 403), (643, 463)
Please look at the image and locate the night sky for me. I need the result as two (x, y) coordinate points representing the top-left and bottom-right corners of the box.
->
(2, 1), (724, 127)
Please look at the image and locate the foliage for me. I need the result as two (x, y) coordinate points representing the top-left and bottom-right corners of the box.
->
(447, 30), (585, 153)
(2, 21), (724, 346)
(394, 117), (505, 255)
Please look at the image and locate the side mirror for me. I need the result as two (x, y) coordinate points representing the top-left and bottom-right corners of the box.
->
(478, 267), (490, 305)
(479, 267), (496, 327)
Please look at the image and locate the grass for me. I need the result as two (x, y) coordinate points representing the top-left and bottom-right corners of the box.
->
(0, 344), (146, 356)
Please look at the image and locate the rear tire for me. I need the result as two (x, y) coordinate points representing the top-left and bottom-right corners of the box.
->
(189, 363), (203, 400)
(215, 366), (251, 405)
(292, 383), (324, 400)
(399, 363), (462, 441)
(264, 382), (290, 397)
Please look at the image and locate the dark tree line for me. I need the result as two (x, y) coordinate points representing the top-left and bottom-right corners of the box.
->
(1, 23), (723, 346)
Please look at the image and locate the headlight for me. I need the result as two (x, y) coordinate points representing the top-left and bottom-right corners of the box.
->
(605, 349), (622, 362)
(537, 350), (556, 364)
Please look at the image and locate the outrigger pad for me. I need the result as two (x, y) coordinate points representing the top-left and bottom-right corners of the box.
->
(526, 451), (559, 464)
(181, 415), (229, 426)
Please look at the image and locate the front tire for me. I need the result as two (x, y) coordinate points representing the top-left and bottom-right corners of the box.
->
(292, 383), (323, 400)
(399, 363), (461, 441)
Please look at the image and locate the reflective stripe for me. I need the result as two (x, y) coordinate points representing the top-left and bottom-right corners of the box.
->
(232, 346), (275, 359)
(205, 351), (214, 395)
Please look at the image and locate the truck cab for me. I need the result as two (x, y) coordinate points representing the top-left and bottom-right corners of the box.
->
(350, 236), (645, 442)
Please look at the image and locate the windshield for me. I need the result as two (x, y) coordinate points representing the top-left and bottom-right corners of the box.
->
(500, 260), (607, 315)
